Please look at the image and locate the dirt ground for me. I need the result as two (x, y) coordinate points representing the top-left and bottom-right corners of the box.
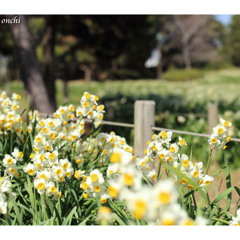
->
(207, 165), (240, 214)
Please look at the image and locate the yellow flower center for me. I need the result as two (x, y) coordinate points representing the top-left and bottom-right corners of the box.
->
(35, 137), (42, 143)
(62, 163), (69, 169)
(40, 174), (47, 180)
(100, 198), (107, 204)
(28, 169), (35, 175)
(84, 92), (91, 99)
(80, 182), (88, 190)
(152, 145), (157, 151)
(83, 102), (89, 107)
(48, 122), (55, 127)
(49, 153), (56, 160)
(9, 168), (16, 174)
(179, 138), (186, 146)
(205, 180), (211, 185)
(170, 147), (175, 153)
(224, 121), (230, 127)
(123, 173), (134, 186)
(37, 182), (45, 190)
(162, 219), (176, 225)
(182, 160), (189, 167)
(56, 169), (62, 176)
(160, 131), (167, 139)
(183, 219), (196, 225)
(211, 138), (217, 144)
(198, 179), (203, 185)
(181, 178), (188, 185)
(94, 185), (101, 192)
(193, 171), (199, 178)
(159, 153), (165, 159)
(110, 152), (121, 163)
(158, 192), (171, 204)
(108, 186), (118, 198)
(218, 128), (224, 134)
(133, 200), (147, 220)
(91, 174), (99, 182)
(50, 186), (57, 193)
(99, 206), (111, 214)
(7, 158), (13, 164)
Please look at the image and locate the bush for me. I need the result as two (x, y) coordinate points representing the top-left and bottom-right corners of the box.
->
(163, 68), (205, 82)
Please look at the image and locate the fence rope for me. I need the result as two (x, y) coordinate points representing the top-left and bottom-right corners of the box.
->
(84, 118), (135, 128)
(151, 126), (240, 143)
(39, 113), (240, 143)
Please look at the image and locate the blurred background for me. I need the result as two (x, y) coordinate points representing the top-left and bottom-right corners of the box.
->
(1, 15), (240, 169)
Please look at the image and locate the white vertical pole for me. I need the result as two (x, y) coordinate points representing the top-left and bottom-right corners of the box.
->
(134, 100), (155, 158)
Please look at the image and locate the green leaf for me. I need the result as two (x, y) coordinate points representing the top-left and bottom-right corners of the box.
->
(211, 187), (234, 206)
(79, 215), (92, 225)
(62, 206), (77, 225)
(112, 213), (127, 225)
(234, 186), (240, 196)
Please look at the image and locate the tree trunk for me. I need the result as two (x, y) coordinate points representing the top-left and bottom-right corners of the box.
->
(79, 64), (91, 82)
(42, 16), (57, 110)
(182, 43), (192, 70)
(7, 15), (54, 114)
(157, 46), (163, 80)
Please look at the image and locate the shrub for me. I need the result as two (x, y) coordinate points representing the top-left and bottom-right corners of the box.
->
(163, 68), (205, 82)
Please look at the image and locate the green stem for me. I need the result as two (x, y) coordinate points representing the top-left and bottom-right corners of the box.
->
(211, 217), (229, 225)
(157, 160), (162, 181)
(191, 190), (197, 213)
(206, 148), (213, 175)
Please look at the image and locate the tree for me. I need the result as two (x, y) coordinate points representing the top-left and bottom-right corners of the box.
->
(7, 15), (54, 114)
(173, 15), (219, 69)
(41, 15), (57, 110)
(225, 15), (240, 66)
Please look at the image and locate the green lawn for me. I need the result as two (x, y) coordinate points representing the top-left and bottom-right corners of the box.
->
(5, 68), (240, 110)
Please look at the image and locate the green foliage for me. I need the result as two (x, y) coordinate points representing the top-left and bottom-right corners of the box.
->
(225, 15), (240, 66)
(163, 68), (205, 81)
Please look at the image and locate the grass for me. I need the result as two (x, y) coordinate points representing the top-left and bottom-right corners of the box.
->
(5, 67), (240, 108)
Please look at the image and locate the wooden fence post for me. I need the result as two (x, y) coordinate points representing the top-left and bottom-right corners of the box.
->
(208, 103), (218, 162)
(208, 103), (218, 134)
(134, 100), (155, 158)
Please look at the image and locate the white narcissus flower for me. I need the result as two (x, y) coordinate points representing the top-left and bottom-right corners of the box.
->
(209, 118), (232, 151)
(34, 178), (47, 194)
(96, 207), (114, 224)
(220, 118), (232, 128)
(153, 179), (178, 207)
(229, 209), (240, 226)
(0, 197), (7, 215)
(11, 148), (24, 161)
(3, 154), (17, 167)
(23, 163), (37, 176)
(88, 169), (105, 185)
(0, 177), (11, 193)
(109, 148), (133, 166)
(107, 164), (120, 178)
